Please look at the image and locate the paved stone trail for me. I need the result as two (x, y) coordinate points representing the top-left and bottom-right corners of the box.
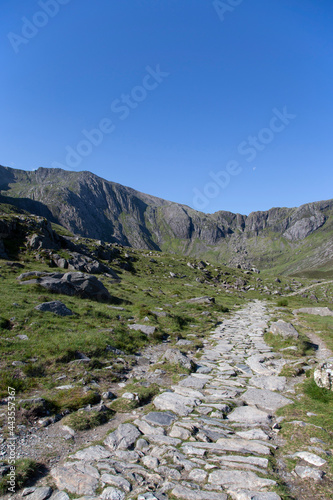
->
(31, 301), (294, 500)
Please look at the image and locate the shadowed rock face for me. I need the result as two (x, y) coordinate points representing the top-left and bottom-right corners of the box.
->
(1, 165), (333, 273)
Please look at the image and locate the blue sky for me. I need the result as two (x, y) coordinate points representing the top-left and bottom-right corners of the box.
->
(1, 0), (332, 215)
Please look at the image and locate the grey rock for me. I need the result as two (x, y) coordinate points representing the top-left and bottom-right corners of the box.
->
(208, 470), (276, 489)
(227, 405), (272, 425)
(134, 418), (166, 436)
(26, 487), (53, 500)
(142, 456), (160, 469)
(162, 348), (195, 371)
(249, 375), (287, 392)
(292, 451), (326, 466)
(283, 213), (325, 241)
(71, 445), (111, 461)
(144, 411), (176, 426)
(293, 307), (333, 317)
(20, 271), (112, 301)
(241, 388), (293, 412)
(179, 375), (210, 389)
(314, 359), (333, 391)
(35, 300), (73, 316)
(294, 465), (324, 480)
(104, 423), (141, 450)
(270, 320), (299, 339)
(49, 492), (70, 500)
(51, 462), (99, 496)
(188, 468), (208, 482)
(100, 473), (131, 492)
(229, 491), (281, 500)
(100, 487), (126, 500)
(128, 324), (156, 335)
(236, 429), (269, 441)
(153, 391), (200, 416)
(172, 485), (227, 500)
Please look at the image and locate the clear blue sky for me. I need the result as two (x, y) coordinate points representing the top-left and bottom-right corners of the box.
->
(1, 0), (332, 214)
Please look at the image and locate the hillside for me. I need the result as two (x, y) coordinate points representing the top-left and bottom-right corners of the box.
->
(1, 165), (332, 276)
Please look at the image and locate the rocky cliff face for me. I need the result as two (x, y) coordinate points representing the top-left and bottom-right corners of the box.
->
(1, 165), (332, 274)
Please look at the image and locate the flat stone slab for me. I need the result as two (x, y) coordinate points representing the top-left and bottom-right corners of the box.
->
(182, 438), (270, 456)
(241, 388), (293, 412)
(153, 391), (200, 416)
(172, 385), (204, 399)
(293, 307), (333, 317)
(229, 491), (281, 500)
(227, 406), (272, 425)
(236, 428), (269, 441)
(51, 462), (99, 496)
(143, 411), (176, 426)
(26, 487), (53, 500)
(71, 445), (111, 461)
(179, 375), (210, 389)
(208, 469), (276, 490)
(292, 451), (327, 466)
(249, 375), (287, 392)
(172, 485), (227, 500)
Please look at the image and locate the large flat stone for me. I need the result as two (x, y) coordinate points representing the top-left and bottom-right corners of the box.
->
(208, 470), (276, 490)
(228, 406), (272, 425)
(153, 391), (200, 416)
(182, 439), (270, 456)
(229, 490), (281, 500)
(241, 388), (293, 412)
(71, 445), (111, 461)
(172, 485), (227, 500)
(179, 375), (210, 389)
(51, 462), (99, 496)
(144, 411), (177, 426)
(249, 375), (287, 392)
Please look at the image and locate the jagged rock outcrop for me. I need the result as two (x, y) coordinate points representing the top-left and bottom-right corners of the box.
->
(1, 165), (332, 274)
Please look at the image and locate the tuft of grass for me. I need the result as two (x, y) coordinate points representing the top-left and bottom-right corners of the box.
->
(0, 458), (39, 494)
(63, 408), (113, 431)
(277, 298), (289, 307)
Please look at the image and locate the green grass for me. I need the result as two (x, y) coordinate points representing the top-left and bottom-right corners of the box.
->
(0, 458), (39, 495)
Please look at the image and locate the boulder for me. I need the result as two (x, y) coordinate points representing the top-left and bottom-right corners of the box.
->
(293, 307), (333, 317)
(24, 487), (53, 500)
(67, 252), (119, 278)
(128, 324), (156, 335)
(19, 271), (112, 301)
(104, 423), (141, 450)
(314, 359), (333, 391)
(51, 462), (99, 496)
(162, 348), (195, 371)
(35, 301), (73, 316)
(153, 391), (200, 416)
(270, 320), (299, 339)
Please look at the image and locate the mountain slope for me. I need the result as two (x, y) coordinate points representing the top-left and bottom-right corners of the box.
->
(1, 165), (332, 275)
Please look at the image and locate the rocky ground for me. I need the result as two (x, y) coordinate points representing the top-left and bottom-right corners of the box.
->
(5, 300), (332, 500)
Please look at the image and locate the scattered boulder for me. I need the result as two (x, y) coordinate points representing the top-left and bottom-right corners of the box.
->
(177, 296), (215, 305)
(161, 348), (196, 371)
(270, 320), (299, 339)
(35, 300), (73, 316)
(293, 307), (333, 317)
(19, 271), (112, 301)
(314, 359), (333, 391)
(128, 324), (156, 335)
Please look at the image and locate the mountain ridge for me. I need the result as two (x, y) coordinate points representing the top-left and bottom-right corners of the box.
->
(1, 164), (332, 275)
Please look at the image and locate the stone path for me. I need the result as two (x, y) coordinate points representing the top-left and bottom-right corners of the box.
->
(25, 301), (295, 500)
(287, 280), (333, 296)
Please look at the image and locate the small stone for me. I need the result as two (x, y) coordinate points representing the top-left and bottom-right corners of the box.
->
(188, 468), (208, 482)
(142, 456), (159, 469)
(25, 487), (53, 500)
